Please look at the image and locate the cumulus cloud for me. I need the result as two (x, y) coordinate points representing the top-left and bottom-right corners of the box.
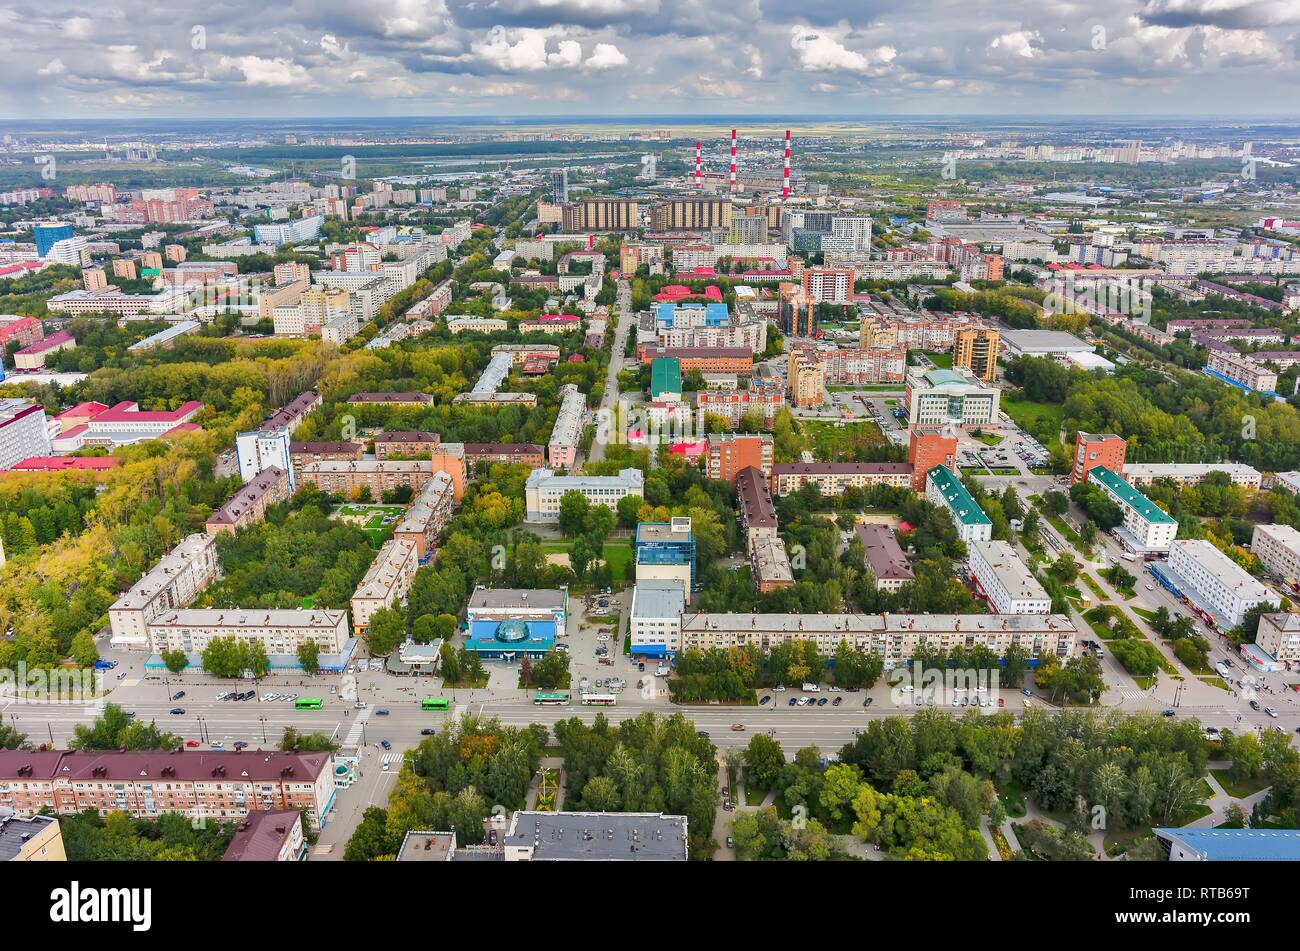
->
(792, 26), (896, 74)
(1140, 0), (1300, 29)
(989, 30), (1041, 58)
(584, 42), (628, 69)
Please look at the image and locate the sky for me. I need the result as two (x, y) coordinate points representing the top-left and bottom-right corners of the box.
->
(2, 0), (1299, 119)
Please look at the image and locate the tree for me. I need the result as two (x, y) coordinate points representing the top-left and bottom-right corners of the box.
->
(367, 607), (407, 657)
(297, 641), (321, 675)
(744, 733), (786, 792)
(557, 491), (591, 537)
(161, 650), (189, 674)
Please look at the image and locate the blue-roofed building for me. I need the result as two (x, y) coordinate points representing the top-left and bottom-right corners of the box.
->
(463, 587), (567, 660)
(635, 518), (696, 600)
(1154, 827), (1300, 861)
(33, 223), (74, 258)
(654, 302), (730, 330)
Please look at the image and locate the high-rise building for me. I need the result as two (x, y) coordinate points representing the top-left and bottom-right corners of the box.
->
(801, 267), (853, 305)
(650, 198), (731, 231)
(1072, 431), (1126, 485)
(33, 223), (74, 258)
(907, 430), (957, 492)
(788, 347), (826, 408)
(551, 169), (568, 204)
(953, 328), (1000, 383)
(0, 398), (51, 470)
(705, 433), (774, 483)
(562, 198), (638, 232)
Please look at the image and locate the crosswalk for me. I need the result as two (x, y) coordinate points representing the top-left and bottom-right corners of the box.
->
(380, 752), (403, 767)
(343, 705), (370, 747)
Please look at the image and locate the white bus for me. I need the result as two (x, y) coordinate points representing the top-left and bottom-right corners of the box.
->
(581, 693), (617, 707)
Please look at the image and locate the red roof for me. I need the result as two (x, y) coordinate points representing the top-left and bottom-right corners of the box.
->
(9, 456), (121, 472)
(17, 329), (72, 355)
(91, 400), (203, 424)
(668, 441), (707, 456)
(55, 400), (108, 418)
(566, 354), (585, 362)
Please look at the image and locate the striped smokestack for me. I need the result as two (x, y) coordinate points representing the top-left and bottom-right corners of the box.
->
(782, 130), (791, 199)
(694, 141), (702, 189)
(729, 129), (737, 193)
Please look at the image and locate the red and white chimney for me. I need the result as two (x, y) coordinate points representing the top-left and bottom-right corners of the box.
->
(782, 130), (792, 199)
(694, 141), (702, 189)
(729, 129), (738, 193)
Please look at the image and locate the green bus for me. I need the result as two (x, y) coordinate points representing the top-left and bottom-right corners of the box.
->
(421, 698), (450, 711)
(294, 697), (323, 710)
(533, 691), (570, 706)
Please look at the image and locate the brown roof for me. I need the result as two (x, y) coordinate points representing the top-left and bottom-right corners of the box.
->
(207, 466), (287, 525)
(0, 749), (331, 783)
(291, 441), (363, 455)
(736, 466), (777, 528)
(854, 523), (915, 582)
(374, 431), (441, 444)
(773, 462), (913, 476)
(222, 809), (301, 862)
(462, 443), (544, 456)
(347, 392), (432, 404)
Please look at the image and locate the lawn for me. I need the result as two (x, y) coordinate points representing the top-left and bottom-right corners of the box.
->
(919, 350), (953, 369)
(542, 541), (633, 578)
(1210, 768), (1270, 800)
(1081, 574), (1108, 602)
(972, 431), (1003, 446)
(1001, 396), (1064, 436)
(799, 419), (887, 459)
(332, 503), (406, 547)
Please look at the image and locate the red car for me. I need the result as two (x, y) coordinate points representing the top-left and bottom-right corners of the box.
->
(185, 740), (201, 748)
(997, 698), (1005, 707)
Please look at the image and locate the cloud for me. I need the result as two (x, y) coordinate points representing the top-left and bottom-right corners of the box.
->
(216, 55), (311, 87)
(584, 42), (628, 69)
(989, 30), (1041, 58)
(1139, 0), (1300, 29)
(792, 26), (897, 74)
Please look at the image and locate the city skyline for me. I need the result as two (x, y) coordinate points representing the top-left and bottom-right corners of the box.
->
(2, 0), (1300, 118)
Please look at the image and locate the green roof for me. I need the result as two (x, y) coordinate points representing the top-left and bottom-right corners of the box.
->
(926, 465), (991, 526)
(651, 357), (682, 398)
(1090, 466), (1176, 525)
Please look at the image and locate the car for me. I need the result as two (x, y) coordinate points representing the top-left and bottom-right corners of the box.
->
(828, 685), (842, 692)
(899, 685), (914, 693)
(233, 741), (248, 750)
(216, 692), (229, 700)
(1020, 688), (1033, 697)
(420, 728), (436, 736)
(382, 762), (390, 772)
(696, 730), (710, 738)
(772, 684), (786, 692)
(381, 739), (392, 749)
(997, 698), (1005, 707)
(637, 663), (646, 671)
(1145, 584), (1154, 591)
(863, 697), (873, 707)
(788, 698), (798, 706)
(797, 697), (809, 706)
(952, 697), (960, 707)
(726, 837), (735, 849)
(375, 708), (390, 716)
(169, 707), (185, 715)
(172, 691), (185, 700)
(1266, 707), (1279, 718)
(759, 695), (771, 705)
(184, 740), (201, 748)
(914, 696), (924, 706)
(817, 697), (828, 706)
(210, 742), (224, 750)
(1250, 700), (1262, 711)
(832, 697), (842, 706)
(1162, 709), (1176, 718)
(731, 723), (745, 731)
(596, 634), (611, 642)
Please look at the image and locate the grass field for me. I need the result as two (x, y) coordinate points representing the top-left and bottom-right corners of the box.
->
(1001, 396), (1064, 436)
(542, 540), (634, 578)
(920, 350), (953, 369)
(799, 419), (886, 459)
(333, 504), (406, 546)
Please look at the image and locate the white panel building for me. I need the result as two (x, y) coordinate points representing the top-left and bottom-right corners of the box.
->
(1167, 539), (1279, 629)
(969, 540), (1052, 615)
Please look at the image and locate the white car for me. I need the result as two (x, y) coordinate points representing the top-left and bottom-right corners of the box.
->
(1145, 584), (1154, 591)
(899, 685), (914, 693)
(596, 634), (611, 642)
(1266, 707), (1279, 718)
(828, 686), (842, 693)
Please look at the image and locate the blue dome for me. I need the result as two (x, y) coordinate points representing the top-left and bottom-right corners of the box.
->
(495, 619), (530, 643)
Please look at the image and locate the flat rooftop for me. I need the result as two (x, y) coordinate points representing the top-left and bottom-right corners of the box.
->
(505, 811), (688, 861)
(971, 540), (1049, 603)
(631, 581), (685, 620)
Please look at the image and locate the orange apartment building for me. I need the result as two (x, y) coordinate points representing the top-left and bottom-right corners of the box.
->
(462, 442), (546, 475)
(907, 430), (958, 492)
(0, 749), (336, 830)
(638, 346), (753, 375)
(705, 433), (775, 483)
(1072, 431), (1127, 485)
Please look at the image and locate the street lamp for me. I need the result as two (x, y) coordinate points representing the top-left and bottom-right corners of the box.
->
(258, 717), (268, 744)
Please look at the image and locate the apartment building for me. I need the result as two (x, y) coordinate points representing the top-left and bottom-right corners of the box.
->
(391, 471), (456, 561)
(907, 430), (958, 492)
(145, 608), (350, 657)
(969, 540), (1052, 615)
(447, 316), (509, 334)
(108, 534), (220, 649)
(0, 814), (65, 862)
(1123, 463), (1262, 490)
(737, 466), (779, 546)
(374, 431), (441, 460)
(1207, 348), (1277, 392)
(0, 399), (51, 471)
(0, 750), (336, 830)
(697, 388), (786, 429)
(548, 384), (585, 469)
(289, 441), (364, 480)
(679, 612), (1077, 663)
(524, 468), (645, 523)
(635, 519), (697, 599)
(771, 462), (913, 497)
(1073, 431), (1128, 485)
(236, 427), (293, 488)
(221, 809), (307, 862)
(1090, 465), (1178, 553)
(925, 465), (993, 544)
(462, 443), (545, 475)
(206, 466), (291, 535)
(705, 432), (774, 483)
(750, 535), (796, 593)
(801, 267), (853, 304)
(1165, 539), (1279, 628)
(562, 198), (639, 232)
(346, 392), (435, 408)
(1255, 613), (1300, 666)
(351, 539), (419, 635)
(788, 347), (827, 408)
(297, 459), (435, 497)
(952, 328), (1001, 383)
(638, 347), (753, 375)
(650, 197), (732, 231)
(1250, 523), (1300, 582)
